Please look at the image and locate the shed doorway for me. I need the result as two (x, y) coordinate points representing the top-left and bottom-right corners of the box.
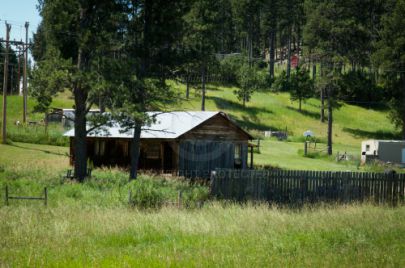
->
(163, 142), (174, 172)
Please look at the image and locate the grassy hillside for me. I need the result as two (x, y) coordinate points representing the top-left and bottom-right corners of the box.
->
(0, 143), (404, 267)
(168, 81), (398, 147)
(166, 81), (401, 170)
(0, 82), (399, 170)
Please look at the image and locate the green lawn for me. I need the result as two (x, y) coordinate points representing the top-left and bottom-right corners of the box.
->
(255, 139), (360, 171)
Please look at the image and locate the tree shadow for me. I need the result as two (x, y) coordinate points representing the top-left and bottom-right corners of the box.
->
(207, 96), (279, 131)
(233, 116), (282, 131)
(10, 143), (68, 157)
(342, 127), (401, 140)
(286, 106), (320, 120)
(209, 96), (273, 115)
(192, 84), (222, 91)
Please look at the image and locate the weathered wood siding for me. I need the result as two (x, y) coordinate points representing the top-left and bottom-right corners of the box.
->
(211, 169), (405, 206)
(180, 114), (250, 141)
(178, 140), (248, 178)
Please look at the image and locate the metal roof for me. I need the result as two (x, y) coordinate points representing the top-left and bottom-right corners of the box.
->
(362, 140), (405, 143)
(64, 111), (227, 139)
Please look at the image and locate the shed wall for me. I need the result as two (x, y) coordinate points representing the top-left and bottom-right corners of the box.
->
(178, 140), (248, 178)
(378, 142), (405, 164)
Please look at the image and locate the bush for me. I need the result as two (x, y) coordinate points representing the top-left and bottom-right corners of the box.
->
(271, 70), (289, 92)
(219, 54), (245, 84)
(128, 178), (166, 208)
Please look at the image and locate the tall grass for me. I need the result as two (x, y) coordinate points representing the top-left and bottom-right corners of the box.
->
(1, 143), (405, 267)
(0, 203), (404, 267)
(7, 124), (69, 146)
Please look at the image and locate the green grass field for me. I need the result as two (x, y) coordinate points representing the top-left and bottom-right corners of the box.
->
(0, 143), (405, 267)
(168, 81), (398, 147)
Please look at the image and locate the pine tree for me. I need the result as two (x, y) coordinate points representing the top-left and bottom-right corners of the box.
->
(290, 67), (314, 111)
(183, 0), (221, 111)
(373, 0), (405, 139)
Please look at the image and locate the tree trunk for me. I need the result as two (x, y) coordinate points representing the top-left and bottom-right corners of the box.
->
(286, 27), (292, 80)
(312, 62), (317, 79)
(73, 85), (88, 182)
(129, 122), (142, 180)
(44, 111), (48, 135)
(201, 65), (206, 111)
(402, 73), (405, 139)
(269, 30), (275, 80)
(320, 88), (325, 122)
(297, 24), (301, 58)
(327, 88), (333, 155)
(186, 71), (190, 99)
(72, 9), (89, 181)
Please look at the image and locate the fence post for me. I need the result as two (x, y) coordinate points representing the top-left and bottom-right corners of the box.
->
(178, 191), (182, 209)
(392, 172), (398, 207)
(304, 141), (308, 156)
(5, 185), (8, 206)
(128, 189), (132, 206)
(44, 187), (48, 206)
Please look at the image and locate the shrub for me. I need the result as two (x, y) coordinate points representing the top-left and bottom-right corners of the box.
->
(219, 54), (245, 84)
(271, 71), (290, 92)
(128, 179), (166, 208)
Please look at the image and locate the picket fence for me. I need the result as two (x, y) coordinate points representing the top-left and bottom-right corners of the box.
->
(210, 169), (405, 205)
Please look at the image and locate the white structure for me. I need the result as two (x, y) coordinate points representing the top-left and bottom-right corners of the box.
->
(361, 140), (405, 165)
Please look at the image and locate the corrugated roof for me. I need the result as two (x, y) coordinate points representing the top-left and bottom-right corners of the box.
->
(64, 111), (221, 139)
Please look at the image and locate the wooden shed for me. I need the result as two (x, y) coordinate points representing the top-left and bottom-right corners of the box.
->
(64, 111), (254, 178)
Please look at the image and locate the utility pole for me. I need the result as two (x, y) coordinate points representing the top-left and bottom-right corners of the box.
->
(23, 22), (29, 123)
(327, 86), (333, 156)
(17, 51), (21, 95)
(2, 22), (11, 144)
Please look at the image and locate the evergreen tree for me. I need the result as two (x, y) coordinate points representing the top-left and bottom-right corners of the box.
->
(36, 0), (124, 180)
(234, 63), (259, 107)
(290, 67), (314, 111)
(183, 0), (221, 111)
(113, 0), (185, 180)
(373, 0), (405, 138)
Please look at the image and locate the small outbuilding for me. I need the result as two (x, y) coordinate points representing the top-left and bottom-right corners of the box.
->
(48, 108), (101, 128)
(361, 140), (405, 165)
(64, 111), (254, 178)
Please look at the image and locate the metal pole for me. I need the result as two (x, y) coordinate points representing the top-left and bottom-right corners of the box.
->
(5, 185), (9, 206)
(2, 22), (11, 144)
(44, 187), (48, 206)
(23, 22), (29, 123)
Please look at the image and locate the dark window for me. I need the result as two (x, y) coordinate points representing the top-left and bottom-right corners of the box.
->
(366, 145), (370, 152)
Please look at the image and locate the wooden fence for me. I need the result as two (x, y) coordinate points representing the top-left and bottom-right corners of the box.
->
(210, 169), (405, 206)
(4, 186), (48, 206)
